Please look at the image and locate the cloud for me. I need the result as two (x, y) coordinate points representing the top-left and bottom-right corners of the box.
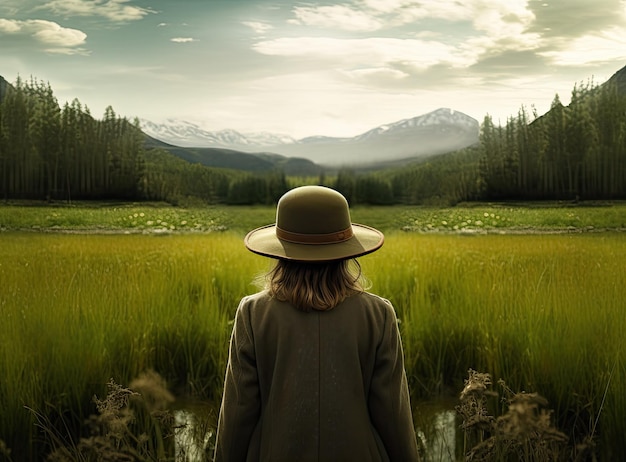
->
(260, 0), (626, 89)
(538, 26), (626, 66)
(0, 18), (20, 33)
(171, 37), (196, 43)
(289, 4), (383, 31)
(286, 0), (535, 32)
(275, 1), (545, 75)
(469, 49), (551, 76)
(528, 0), (626, 38)
(0, 18), (88, 53)
(41, 0), (155, 22)
(340, 67), (410, 87)
(242, 21), (273, 35)
(251, 35), (489, 94)
(254, 36), (472, 68)
(305, 0), (626, 55)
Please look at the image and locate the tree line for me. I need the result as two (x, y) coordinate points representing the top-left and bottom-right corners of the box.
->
(0, 76), (289, 204)
(1, 75), (624, 205)
(0, 76), (144, 201)
(478, 79), (626, 200)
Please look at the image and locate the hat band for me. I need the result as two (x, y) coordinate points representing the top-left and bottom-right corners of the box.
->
(276, 226), (354, 244)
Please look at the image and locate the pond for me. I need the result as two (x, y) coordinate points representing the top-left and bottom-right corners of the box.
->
(414, 398), (459, 462)
(172, 401), (218, 461)
(173, 399), (459, 462)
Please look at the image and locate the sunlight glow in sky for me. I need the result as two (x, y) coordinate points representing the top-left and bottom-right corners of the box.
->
(1, 0), (626, 138)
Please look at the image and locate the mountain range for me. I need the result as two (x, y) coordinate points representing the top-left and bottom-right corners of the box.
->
(5, 63), (623, 173)
(141, 108), (480, 168)
(143, 135), (324, 176)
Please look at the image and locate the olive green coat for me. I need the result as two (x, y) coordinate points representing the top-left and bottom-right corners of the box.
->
(214, 291), (420, 462)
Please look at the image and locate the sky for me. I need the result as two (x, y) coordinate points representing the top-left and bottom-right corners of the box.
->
(1, 0), (626, 139)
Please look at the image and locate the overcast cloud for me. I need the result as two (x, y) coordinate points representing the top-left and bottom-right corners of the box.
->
(1, 0), (625, 137)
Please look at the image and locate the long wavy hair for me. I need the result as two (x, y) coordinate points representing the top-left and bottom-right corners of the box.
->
(262, 258), (368, 312)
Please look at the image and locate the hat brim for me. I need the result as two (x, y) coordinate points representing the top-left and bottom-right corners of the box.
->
(244, 223), (384, 262)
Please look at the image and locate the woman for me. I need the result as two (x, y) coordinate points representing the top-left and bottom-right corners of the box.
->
(214, 185), (420, 462)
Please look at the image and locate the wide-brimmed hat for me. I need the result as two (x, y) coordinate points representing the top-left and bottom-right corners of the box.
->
(244, 185), (384, 262)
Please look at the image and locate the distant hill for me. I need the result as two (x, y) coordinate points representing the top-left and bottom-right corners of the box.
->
(0, 75), (11, 103)
(143, 135), (322, 176)
(529, 63), (626, 127)
(605, 64), (626, 94)
(141, 108), (480, 168)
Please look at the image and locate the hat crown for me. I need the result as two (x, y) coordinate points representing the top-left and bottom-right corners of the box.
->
(244, 185), (383, 261)
(277, 186), (351, 235)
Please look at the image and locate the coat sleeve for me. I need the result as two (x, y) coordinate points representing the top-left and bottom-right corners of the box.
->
(213, 297), (261, 462)
(368, 300), (421, 461)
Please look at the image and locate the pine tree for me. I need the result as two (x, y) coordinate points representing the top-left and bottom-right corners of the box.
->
(29, 80), (61, 199)
(543, 94), (567, 197)
(2, 77), (32, 197)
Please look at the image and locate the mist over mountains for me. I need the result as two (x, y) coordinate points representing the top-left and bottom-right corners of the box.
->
(141, 108), (480, 167)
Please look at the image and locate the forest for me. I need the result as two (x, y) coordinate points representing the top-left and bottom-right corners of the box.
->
(0, 74), (625, 205)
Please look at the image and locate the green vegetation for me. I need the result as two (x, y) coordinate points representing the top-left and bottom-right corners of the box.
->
(0, 232), (254, 460)
(479, 81), (626, 200)
(366, 231), (626, 461)
(2, 73), (625, 207)
(0, 77), (145, 201)
(1, 201), (624, 234)
(1, 203), (625, 459)
(0, 76), (290, 205)
(1, 67), (625, 459)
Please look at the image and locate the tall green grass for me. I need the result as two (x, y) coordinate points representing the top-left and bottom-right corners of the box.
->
(1, 231), (625, 459)
(0, 232), (266, 460)
(363, 232), (626, 459)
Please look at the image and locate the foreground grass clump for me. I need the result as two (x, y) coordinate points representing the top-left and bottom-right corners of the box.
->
(457, 369), (570, 461)
(0, 230), (625, 460)
(31, 371), (177, 462)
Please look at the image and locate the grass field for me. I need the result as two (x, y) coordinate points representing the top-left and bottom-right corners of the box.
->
(1, 202), (625, 460)
(1, 200), (625, 234)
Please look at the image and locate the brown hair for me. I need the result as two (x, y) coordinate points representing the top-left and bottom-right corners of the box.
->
(264, 259), (368, 312)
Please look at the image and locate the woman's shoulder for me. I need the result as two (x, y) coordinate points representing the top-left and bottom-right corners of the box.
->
(354, 291), (393, 306)
(241, 290), (269, 302)
(239, 290), (272, 307)
(238, 290), (289, 313)
(345, 292), (395, 315)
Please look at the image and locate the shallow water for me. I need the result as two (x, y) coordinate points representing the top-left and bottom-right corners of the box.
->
(417, 409), (458, 462)
(172, 400), (218, 461)
(175, 400), (459, 461)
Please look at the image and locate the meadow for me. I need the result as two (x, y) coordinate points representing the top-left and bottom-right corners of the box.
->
(1, 202), (625, 460)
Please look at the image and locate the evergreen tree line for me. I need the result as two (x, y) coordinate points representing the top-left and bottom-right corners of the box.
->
(0, 77), (145, 201)
(1, 75), (624, 205)
(142, 148), (289, 205)
(333, 146), (481, 206)
(0, 77), (287, 205)
(478, 79), (626, 200)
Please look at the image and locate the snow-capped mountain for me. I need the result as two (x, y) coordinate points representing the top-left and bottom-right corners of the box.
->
(141, 108), (479, 167)
(352, 108), (478, 142)
(139, 118), (297, 148)
(355, 108), (478, 139)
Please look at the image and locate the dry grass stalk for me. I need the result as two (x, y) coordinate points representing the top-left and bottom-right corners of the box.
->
(41, 371), (179, 461)
(457, 369), (570, 462)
